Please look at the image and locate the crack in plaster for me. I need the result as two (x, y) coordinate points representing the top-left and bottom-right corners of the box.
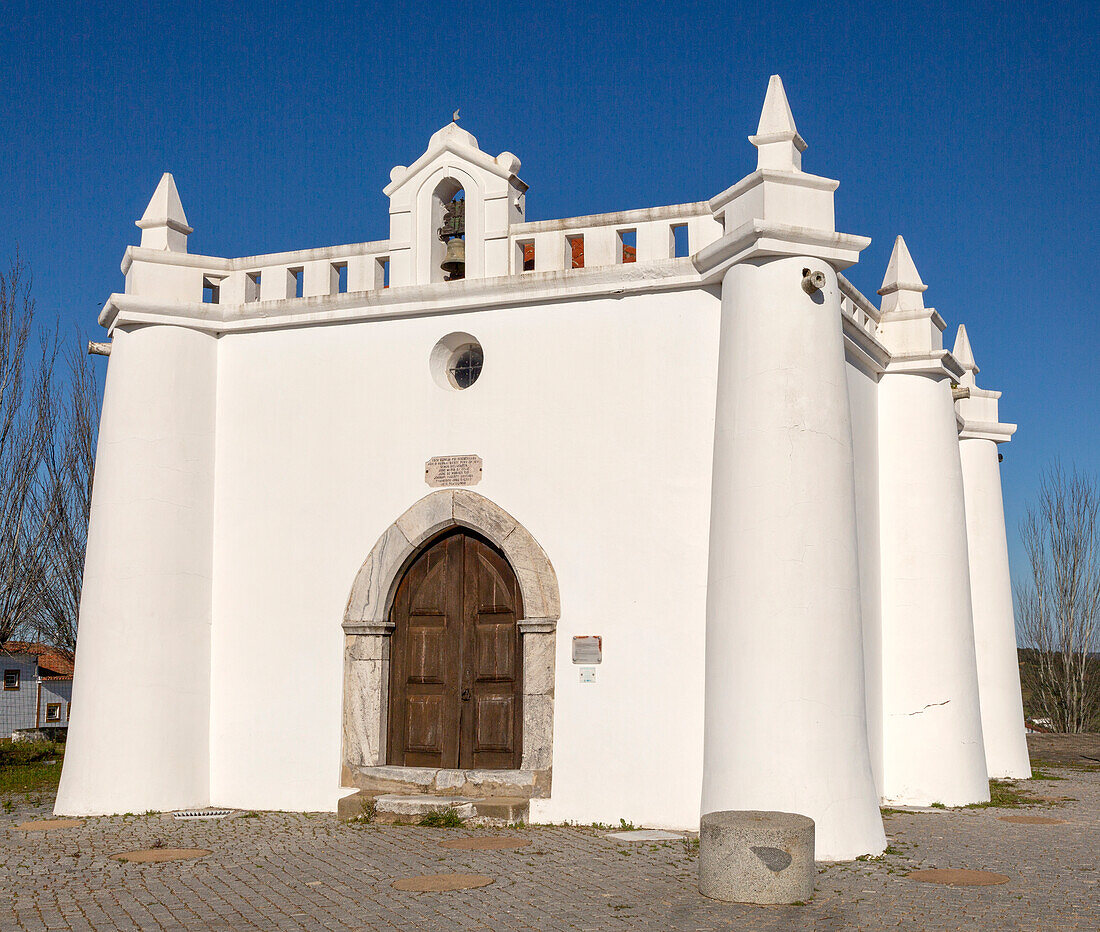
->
(907, 700), (951, 716)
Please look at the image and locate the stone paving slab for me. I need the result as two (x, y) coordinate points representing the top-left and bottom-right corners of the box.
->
(604, 829), (682, 842)
(0, 765), (1097, 930)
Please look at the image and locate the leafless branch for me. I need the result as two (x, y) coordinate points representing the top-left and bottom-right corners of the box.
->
(0, 253), (59, 647)
(1015, 463), (1100, 732)
(35, 341), (99, 655)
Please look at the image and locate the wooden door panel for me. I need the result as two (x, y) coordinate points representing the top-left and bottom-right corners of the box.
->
(475, 616), (516, 681)
(473, 551), (517, 612)
(410, 560), (448, 612)
(406, 616), (446, 683)
(404, 694), (445, 755)
(474, 695), (515, 752)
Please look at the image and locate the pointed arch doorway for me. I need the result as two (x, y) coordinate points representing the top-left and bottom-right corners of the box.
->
(388, 529), (523, 770)
(341, 490), (559, 794)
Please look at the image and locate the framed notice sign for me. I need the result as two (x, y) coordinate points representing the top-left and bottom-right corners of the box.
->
(571, 636), (602, 664)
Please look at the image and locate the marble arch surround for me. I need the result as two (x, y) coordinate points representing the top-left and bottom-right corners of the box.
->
(340, 489), (559, 791)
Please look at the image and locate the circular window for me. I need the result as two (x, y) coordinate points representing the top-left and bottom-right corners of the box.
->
(430, 332), (484, 391)
(448, 343), (483, 389)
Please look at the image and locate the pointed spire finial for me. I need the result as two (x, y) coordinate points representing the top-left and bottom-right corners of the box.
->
(877, 235), (928, 313)
(748, 75), (807, 172)
(953, 324), (979, 384)
(135, 173), (192, 252)
(452, 107), (460, 123)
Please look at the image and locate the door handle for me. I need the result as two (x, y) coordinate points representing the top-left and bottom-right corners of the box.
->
(461, 687), (472, 701)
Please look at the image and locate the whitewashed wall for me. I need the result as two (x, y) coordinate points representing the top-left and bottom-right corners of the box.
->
(208, 288), (721, 826)
(846, 359), (883, 797)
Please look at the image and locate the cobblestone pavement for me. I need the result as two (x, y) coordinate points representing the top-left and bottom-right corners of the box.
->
(2, 763), (1097, 931)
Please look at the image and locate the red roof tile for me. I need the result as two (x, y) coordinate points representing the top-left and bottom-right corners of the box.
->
(0, 641), (75, 677)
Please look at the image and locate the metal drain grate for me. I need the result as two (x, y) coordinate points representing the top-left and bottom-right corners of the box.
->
(173, 809), (233, 821)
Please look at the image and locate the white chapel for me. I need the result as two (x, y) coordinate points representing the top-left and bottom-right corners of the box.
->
(57, 76), (1029, 860)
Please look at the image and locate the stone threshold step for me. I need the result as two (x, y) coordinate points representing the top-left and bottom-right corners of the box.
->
(347, 765), (542, 800)
(338, 790), (529, 824)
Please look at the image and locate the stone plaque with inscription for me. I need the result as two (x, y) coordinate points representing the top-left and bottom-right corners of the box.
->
(425, 454), (483, 488)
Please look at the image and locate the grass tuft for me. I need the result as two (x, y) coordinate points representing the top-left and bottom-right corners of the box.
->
(964, 778), (1044, 809)
(418, 807), (464, 828)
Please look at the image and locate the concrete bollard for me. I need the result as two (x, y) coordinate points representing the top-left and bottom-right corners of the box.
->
(698, 810), (815, 904)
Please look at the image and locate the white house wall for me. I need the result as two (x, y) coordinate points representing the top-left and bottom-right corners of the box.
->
(208, 289), (721, 824)
(0, 658), (40, 737)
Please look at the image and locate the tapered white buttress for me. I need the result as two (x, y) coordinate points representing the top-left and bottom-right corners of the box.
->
(876, 240), (989, 806)
(877, 375), (989, 803)
(55, 324), (217, 815)
(954, 325), (1030, 778)
(699, 75), (884, 860)
(959, 439), (1030, 777)
(702, 257), (886, 860)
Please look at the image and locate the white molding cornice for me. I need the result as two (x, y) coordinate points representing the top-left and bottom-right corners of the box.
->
(708, 169), (838, 214)
(883, 350), (965, 380)
(958, 420), (1017, 443)
(843, 312), (890, 374)
(692, 219), (870, 281)
(101, 259), (704, 332)
(878, 306), (947, 331)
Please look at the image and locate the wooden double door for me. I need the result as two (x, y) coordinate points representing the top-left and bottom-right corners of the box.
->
(387, 530), (523, 770)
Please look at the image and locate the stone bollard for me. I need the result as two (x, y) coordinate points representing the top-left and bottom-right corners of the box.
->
(698, 810), (815, 904)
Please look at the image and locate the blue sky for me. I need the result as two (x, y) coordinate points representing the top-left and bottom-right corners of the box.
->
(2, 0), (1097, 582)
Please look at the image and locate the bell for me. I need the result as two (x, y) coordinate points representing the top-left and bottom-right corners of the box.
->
(441, 237), (465, 280)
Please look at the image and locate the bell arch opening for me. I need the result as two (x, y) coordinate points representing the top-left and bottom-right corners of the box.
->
(340, 490), (558, 795)
(431, 178), (465, 283)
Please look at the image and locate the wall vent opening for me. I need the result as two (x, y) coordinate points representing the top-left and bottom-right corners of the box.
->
(202, 276), (221, 304)
(567, 234), (584, 269)
(618, 229), (637, 263)
(173, 809), (234, 820)
(672, 223), (689, 258)
(517, 240), (535, 272)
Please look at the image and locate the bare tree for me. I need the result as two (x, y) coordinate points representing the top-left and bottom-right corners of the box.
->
(0, 255), (59, 647)
(36, 344), (99, 655)
(1016, 464), (1100, 732)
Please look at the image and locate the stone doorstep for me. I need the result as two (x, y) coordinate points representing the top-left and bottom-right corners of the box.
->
(374, 795), (477, 822)
(346, 765), (544, 800)
(469, 797), (529, 822)
(338, 789), (529, 824)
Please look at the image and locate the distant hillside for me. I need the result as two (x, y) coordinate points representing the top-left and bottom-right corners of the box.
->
(1018, 648), (1100, 731)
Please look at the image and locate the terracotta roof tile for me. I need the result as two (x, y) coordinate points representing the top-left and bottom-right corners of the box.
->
(0, 641), (75, 677)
